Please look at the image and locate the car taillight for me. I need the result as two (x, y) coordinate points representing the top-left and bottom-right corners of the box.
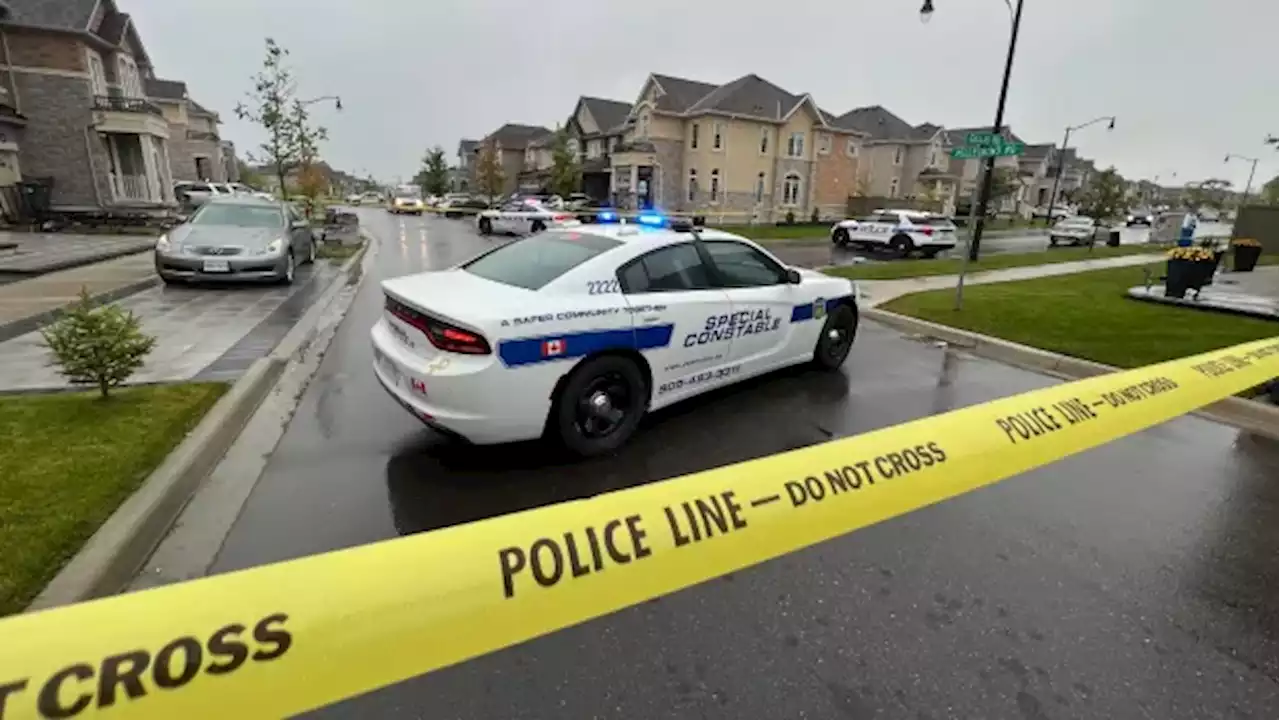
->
(919, 227), (934, 236)
(385, 295), (491, 355)
(552, 214), (572, 222)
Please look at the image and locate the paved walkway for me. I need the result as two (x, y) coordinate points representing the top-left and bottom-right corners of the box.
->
(0, 253), (156, 334)
(0, 231), (156, 276)
(858, 253), (1165, 306)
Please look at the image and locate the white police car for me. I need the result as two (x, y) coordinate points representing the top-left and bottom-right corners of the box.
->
(371, 214), (859, 456)
(477, 198), (580, 236)
(830, 209), (957, 258)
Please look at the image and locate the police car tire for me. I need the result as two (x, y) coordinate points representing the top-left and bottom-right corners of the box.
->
(479, 217), (492, 235)
(531, 220), (546, 234)
(890, 234), (914, 258)
(833, 228), (850, 246)
(812, 304), (858, 371)
(553, 355), (647, 457)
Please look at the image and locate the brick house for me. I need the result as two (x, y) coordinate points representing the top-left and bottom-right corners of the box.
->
(0, 0), (187, 211)
(609, 73), (867, 221)
(475, 123), (552, 197)
(565, 96), (631, 202)
(144, 78), (230, 182)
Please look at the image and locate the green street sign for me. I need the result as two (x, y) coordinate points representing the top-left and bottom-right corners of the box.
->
(965, 132), (1001, 147)
(951, 141), (1025, 160)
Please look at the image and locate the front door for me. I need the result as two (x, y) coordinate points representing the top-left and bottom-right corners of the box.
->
(617, 242), (735, 408)
(699, 239), (799, 373)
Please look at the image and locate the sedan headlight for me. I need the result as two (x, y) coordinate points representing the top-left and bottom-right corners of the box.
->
(266, 238), (284, 254)
(155, 234), (171, 252)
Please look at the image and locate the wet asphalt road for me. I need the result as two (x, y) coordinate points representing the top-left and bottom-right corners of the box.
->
(211, 210), (1277, 720)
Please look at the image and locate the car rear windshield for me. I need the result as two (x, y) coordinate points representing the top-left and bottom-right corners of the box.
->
(191, 204), (284, 229)
(462, 231), (620, 290)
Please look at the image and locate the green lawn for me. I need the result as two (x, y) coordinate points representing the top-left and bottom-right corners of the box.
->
(0, 383), (226, 615)
(709, 224), (829, 241)
(881, 265), (1278, 369)
(826, 245), (1163, 281)
(318, 240), (364, 262)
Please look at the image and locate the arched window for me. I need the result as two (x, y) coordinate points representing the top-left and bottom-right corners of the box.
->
(782, 173), (802, 206)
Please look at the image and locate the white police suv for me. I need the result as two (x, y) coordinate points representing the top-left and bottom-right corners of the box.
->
(371, 214), (859, 456)
(830, 209), (957, 258)
(476, 198), (580, 236)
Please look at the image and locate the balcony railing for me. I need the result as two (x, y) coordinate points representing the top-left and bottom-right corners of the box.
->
(94, 95), (163, 116)
(110, 173), (160, 203)
(187, 129), (219, 141)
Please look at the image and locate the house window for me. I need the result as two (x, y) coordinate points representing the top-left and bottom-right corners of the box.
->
(929, 148), (939, 168)
(782, 173), (801, 205)
(845, 138), (858, 158)
(638, 110), (650, 138)
(713, 122), (723, 150)
(88, 52), (107, 95)
(755, 172), (766, 202)
(817, 133), (831, 155)
(759, 127), (769, 154)
(786, 132), (804, 158)
(893, 146), (904, 166)
(116, 55), (140, 97)
(691, 123), (699, 150)
(889, 177), (900, 198)
(709, 169), (720, 203)
(688, 169), (698, 203)
(568, 138), (580, 158)
(587, 139), (601, 158)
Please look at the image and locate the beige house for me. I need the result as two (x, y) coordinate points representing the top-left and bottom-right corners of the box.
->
(601, 73), (869, 222)
(474, 123), (551, 197)
(144, 78), (230, 182)
(831, 107), (953, 212)
(566, 96), (631, 201)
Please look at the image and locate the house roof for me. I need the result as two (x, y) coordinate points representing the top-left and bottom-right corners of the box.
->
(484, 123), (552, 149)
(95, 10), (129, 44)
(686, 73), (801, 120)
(580, 96), (631, 134)
(833, 106), (916, 141)
(650, 74), (718, 113)
(1, 0), (97, 29)
(1021, 143), (1055, 159)
(145, 78), (187, 101)
(912, 122), (943, 141)
(458, 139), (479, 156)
(189, 99), (217, 118)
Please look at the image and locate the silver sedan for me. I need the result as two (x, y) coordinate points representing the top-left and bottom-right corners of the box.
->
(154, 197), (317, 285)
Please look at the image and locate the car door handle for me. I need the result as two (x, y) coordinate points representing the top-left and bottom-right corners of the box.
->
(640, 315), (662, 324)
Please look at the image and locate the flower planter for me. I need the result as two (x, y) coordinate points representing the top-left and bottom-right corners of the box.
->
(1233, 244), (1263, 272)
(1164, 258), (1217, 298)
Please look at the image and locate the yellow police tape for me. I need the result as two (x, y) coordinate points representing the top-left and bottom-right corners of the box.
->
(0, 339), (1275, 719)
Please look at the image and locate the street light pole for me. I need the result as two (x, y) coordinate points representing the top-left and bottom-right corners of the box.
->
(939, 0), (1025, 261)
(1044, 115), (1115, 224)
(299, 95), (343, 111)
(1224, 153), (1259, 210)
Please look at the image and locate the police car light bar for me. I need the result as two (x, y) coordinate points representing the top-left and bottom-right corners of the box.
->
(637, 213), (665, 227)
(596, 210), (618, 222)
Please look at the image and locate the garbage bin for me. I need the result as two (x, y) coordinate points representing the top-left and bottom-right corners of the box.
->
(19, 177), (54, 220)
(1106, 229), (1121, 247)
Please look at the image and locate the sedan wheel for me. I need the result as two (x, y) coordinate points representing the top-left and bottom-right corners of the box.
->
(833, 228), (850, 246)
(812, 304), (858, 370)
(553, 356), (646, 457)
(280, 251), (295, 285)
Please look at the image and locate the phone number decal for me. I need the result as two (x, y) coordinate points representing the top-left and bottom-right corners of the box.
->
(657, 364), (742, 395)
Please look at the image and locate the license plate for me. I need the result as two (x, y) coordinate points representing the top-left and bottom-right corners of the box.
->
(202, 259), (230, 273)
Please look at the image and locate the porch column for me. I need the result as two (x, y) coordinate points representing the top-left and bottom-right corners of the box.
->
(140, 136), (160, 202)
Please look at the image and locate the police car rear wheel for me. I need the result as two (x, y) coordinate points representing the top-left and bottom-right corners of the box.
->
(554, 356), (646, 456)
(833, 228), (850, 246)
(813, 304), (857, 370)
(479, 217), (492, 235)
(531, 220), (546, 234)
(890, 234), (914, 259)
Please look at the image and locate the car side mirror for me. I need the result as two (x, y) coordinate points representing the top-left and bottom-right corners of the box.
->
(785, 268), (802, 284)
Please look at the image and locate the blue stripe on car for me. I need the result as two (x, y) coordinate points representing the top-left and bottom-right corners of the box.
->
(498, 325), (675, 367)
(790, 295), (852, 323)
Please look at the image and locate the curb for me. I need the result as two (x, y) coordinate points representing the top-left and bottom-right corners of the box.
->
(26, 235), (374, 611)
(862, 307), (1279, 440)
(0, 245), (154, 280)
(0, 274), (160, 344)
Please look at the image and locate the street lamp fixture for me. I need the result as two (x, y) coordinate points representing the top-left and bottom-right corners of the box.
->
(300, 95), (343, 111)
(919, 0), (934, 23)
(1045, 115), (1116, 224)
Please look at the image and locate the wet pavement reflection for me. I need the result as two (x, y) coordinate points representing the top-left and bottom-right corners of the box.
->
(209, 210), (1276, 720)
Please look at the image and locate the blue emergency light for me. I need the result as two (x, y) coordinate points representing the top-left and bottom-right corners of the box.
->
(637, 213), (666, 227)
(596, 210), (618, 222)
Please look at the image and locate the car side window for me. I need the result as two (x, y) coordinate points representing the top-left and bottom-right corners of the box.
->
(500, 201), (525, 212)
(618, 243), (713, 293)
(701, 240), (786, 287)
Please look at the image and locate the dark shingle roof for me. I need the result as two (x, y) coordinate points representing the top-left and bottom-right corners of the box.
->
(686, 73), (803, 121)
(912, 122), (943, 141)
(485, 123), (552, 149)
(458, 139), (479, 156)
(189, 99), (217, 118)
(2, 0), (97, 29)
(650, 74), (718, 113)
(95, 10), (129, 43)
(833, 106), (916, 141)
(145, 78), (187, 101)
(580, 97), (631, 134)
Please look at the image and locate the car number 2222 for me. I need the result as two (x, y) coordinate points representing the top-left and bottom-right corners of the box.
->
(586, 279), (620, 295)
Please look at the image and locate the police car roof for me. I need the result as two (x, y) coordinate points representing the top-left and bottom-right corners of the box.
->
(564, 223), (749, 248)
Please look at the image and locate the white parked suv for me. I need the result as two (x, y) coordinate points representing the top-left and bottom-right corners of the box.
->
(830, 209), (958, 258)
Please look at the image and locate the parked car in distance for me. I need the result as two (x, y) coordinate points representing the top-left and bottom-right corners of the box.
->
(388, 187), (425, 215)
(154, 197), (318, 286)
(442, 195), (491, 218)
(1049, 216), (1112, 246)
(345, 193), (365, 205)
(830, 209), (958, 258)
(1126, 209), (1154, 226)
(174, 181), (225, 208)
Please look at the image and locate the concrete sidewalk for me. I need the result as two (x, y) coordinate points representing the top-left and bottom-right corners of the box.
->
(0, 253), (158, 342)
(0, 231), (156, 276)
(857, 253), (1164, 306)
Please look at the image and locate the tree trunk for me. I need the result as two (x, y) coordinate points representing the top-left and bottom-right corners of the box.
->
(99, 377), (110, 399)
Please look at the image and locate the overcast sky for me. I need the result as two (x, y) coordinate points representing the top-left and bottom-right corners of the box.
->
(130, 0), (1278, 188)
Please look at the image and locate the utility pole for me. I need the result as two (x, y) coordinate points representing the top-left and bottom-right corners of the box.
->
(1224, 153), (1259, 210)
(1045, 116), (1115, 224)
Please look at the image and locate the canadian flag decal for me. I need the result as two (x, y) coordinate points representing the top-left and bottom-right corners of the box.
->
(542, 339), (566, 357)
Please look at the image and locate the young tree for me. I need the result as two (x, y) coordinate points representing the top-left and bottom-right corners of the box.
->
(548, 128), (581, 197)
(289, 100), (328, 216)
(235, 38), (300, 198)
(237, 160), (266, 190)
(1181, 178), (1231, 211)
(1077, 167), (1127, 220)
(416, 146), (450, 197)
(475, 144), (504, 203)
(1261, 176), (1279, 206)
(42, 289), (156, 399)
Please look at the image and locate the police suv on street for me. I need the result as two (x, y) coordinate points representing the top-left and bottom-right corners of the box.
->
(830, 209), (958, 257)
(476, 198), (580, 236)
(371, 214), (859, 456)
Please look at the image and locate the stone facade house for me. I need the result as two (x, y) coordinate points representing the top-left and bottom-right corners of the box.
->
(565, 96), (631, 202)
(0, 0), (179, 211)
(836, 106), (956, 213)
(144, 78), (229, 182)
(475, 123), (551, 197)
(610, 73), (867, 221)
(452, 138), (478, 191)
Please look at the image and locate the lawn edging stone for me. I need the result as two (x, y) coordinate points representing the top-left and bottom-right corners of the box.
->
(862, 307), (1279, 440)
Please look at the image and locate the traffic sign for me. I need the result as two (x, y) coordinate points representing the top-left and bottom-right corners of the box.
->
(951, 141), (1025, 160)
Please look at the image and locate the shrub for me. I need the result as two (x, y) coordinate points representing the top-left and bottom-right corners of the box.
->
(41, 289), (156, 398)
(785, 210), (796, 225)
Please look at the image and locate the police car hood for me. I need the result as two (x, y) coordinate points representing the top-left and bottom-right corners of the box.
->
(381, 269), (534, 330)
